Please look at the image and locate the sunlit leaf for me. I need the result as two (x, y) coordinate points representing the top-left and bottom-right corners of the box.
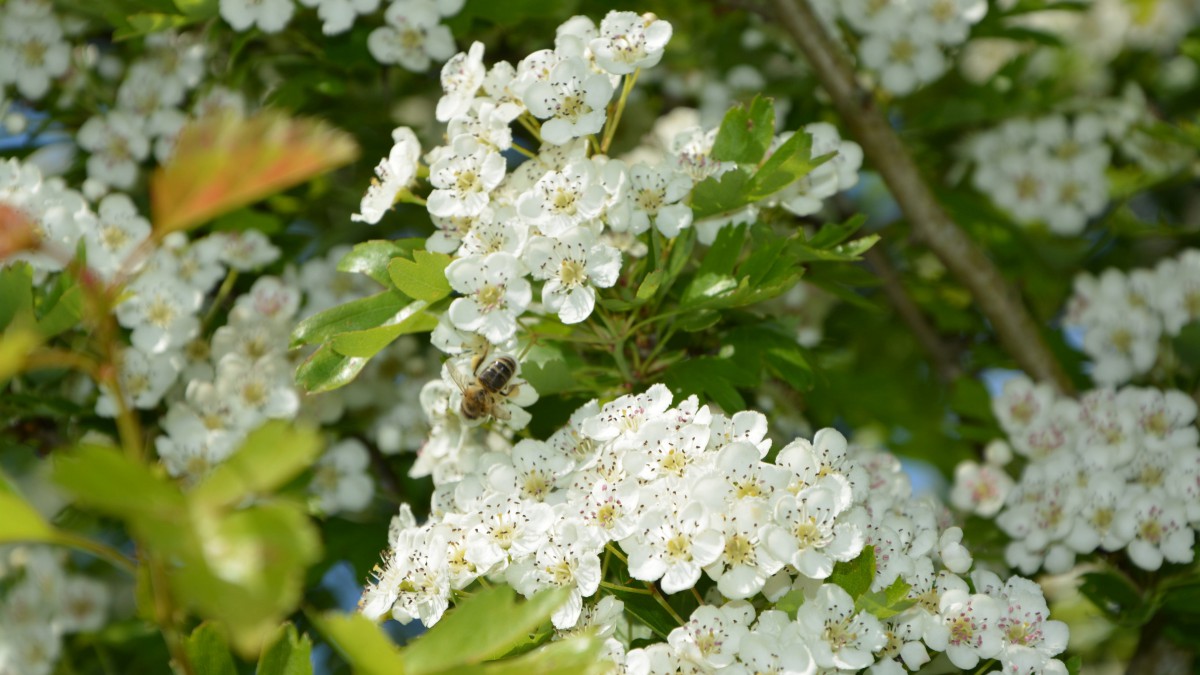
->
(152, 110), (358, 234)
(309, 611), (406, 675)
(388, 250), (453, 303)
(257, 623), (313, 675)
(191, 421), (323, 508)
(185, 623), (237, 675)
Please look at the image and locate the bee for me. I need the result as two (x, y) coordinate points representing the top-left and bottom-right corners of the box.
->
(448, 353), (519, 421)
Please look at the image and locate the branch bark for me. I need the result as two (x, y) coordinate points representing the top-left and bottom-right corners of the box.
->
(770, 0), (1073, 394)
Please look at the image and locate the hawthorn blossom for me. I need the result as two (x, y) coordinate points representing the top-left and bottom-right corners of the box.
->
(428, 135), (506, 219)
(368, 0), (455, 70)
(608, 163), (693, 237)
(353, 127), (421, 224)
(589, 11), (673, 75)
(524, 57), (614, 145)
(437, 41), (486, 122)
(219, 0), (295, 33)
(524, 228), (620, 324)
(445, 252), (532, 343)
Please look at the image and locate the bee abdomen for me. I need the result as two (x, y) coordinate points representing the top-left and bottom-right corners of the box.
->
(477, 356), (517, 393)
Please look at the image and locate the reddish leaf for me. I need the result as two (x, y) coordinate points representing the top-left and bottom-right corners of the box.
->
(151, 110), (358, 234)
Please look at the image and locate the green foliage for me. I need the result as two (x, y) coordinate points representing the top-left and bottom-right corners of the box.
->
(388, 250), (453, 303)
(0, 474), (56, 544)
(313, 587), (598, 675)
(338, 240), (425, 287)
(829, 547), (876, 601)
(52, 427), (324, 657)
(258, 623), (314, 675)
(185, 623), (238, 675)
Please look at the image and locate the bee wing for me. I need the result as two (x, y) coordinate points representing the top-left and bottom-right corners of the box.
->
(446, 360), (474, 393)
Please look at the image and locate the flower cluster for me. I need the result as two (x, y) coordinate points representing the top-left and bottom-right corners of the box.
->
(0, 547), (110, 675)
(963, 113), (1112, 236)
(958, 374), (1199, 574)
(352, 11), (863, 436)
(1065, 248), (1200, 384)
(0, 0), (71, 102)
(362, 384), (1069, 674)
(812, 0), (988, 96)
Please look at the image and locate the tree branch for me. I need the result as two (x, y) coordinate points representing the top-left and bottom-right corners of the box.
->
(770, 0), (1074, 394)
(863, 247), (961, 383)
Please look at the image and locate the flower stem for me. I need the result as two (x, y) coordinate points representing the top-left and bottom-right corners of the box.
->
(601, 69), (640, 155)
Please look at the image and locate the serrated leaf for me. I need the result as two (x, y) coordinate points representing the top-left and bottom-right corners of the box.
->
(337, 239), (423, 287)
(388, 250), (453, 302)
(690, 169), (752, 220)
(404, 586), (569, 674)
(185, 623), (237, 675)
(295, 343), (369, 393)
(329, 307), (438, 359)
(309, 612), (405, 675)
(712, 96), (775, 164)
(746, 133), (828, 200)
(857, 577), (914, 619)
(681, 273), (738, 308)
(828, 547), (875, 600)
(696, 224), (747, 278)
(257, 623), (313, 675)
(191, 421), (323, 508)
(664, 356), (758, 412)
(464, 634), (604, 675)
(290, 291), (409, 348)
(152, 111), (358, 234)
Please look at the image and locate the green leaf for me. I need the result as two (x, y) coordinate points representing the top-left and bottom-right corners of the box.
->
(0, 328), (40, 383)
(696, 223), (747, 279)
(53, 443), (184, 522)
(712, 95), (775, 164)
(663, 355), (758, 412)
(747, 131), (826, 200)
(1065, 655), (1082, 675)
(257, 623), (313, 675)
(677, 309), (720, 332)
(291, 291), (409, 348)
(114, 12), (192, 40)
(1078, 571), (1148, 626)
(1172, 321), (1200, 368)
(521, 343), (580, 396)
(828, 546), (875, 600)
(773, 589), (806, 618)
(808, 214), (868, 249)
(690, 169), (752, 220)
(309, 611), (406, 675)
(173, 0), (219, 18)
(185, 623), (238, 675)
(36, 284), (83, 338)
(857, 577), (914, 619)
(295, 343), (369, 393)
(329, 303), (438, 358)
(680, 273), (738, 309)
(457, 634), (604, 675)
(0, 488), (56, 544)
(0, 262), (33, 331)
(635, 269), (665, 302)
(388, 250), (453, 303)
(191, 421), (323, 508)
(404, 586), (569, 674)
(211, 208), (284, 235)
(338, 239), (423, 287)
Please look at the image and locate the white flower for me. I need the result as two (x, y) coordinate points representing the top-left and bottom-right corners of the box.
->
(219, 0), (295, 32)
(428, 135), (506, 219)
(95, 347), (180, 416)
(858, 18), (947, 95)
(771, 123), (863, 217)
(524, 57), (614, 145)
(115, 271), (203, 354)
(217, 230), (280, 270)
(57, 575), (110, 633)
(589, 11), (673, 75)
(77, 112), (151, 190)
(437, 41), (486, 122)
(445, 253), (531, 343)
(950, 460), (1014, 517)
(703, 501), (784, 600)
(312, 439), (375, 514)
(765, 485), (865, 580)
(938, 526), (973, 574)
(297, 0), (380, 35)
(524, 228), (621, 324)
(668, 603), (753, 669)
(928, 588), (1002, 669)
(368, 0), (455, 70)
(465, 496), (554, 574)
(352, 127), (421, 224)
(796, 584), (887, 671)
(83, 193), (151, 279)
(622, 500), (723, 594)
(0, 12), (70, 100)
(608, 162), (693, 237)
(505, 523), (602, 630)
(214, 354), (301, 426)
(516, 160), (609, 237)
(1114, 493), (1194, 570)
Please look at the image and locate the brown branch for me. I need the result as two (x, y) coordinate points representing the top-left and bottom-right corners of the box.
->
(863, 247), (961, 383)
(769, 0), (1074, 394)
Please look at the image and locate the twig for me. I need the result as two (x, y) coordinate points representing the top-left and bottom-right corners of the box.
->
(769, 0), (1073, 394)
(863, 247), (960, 383)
